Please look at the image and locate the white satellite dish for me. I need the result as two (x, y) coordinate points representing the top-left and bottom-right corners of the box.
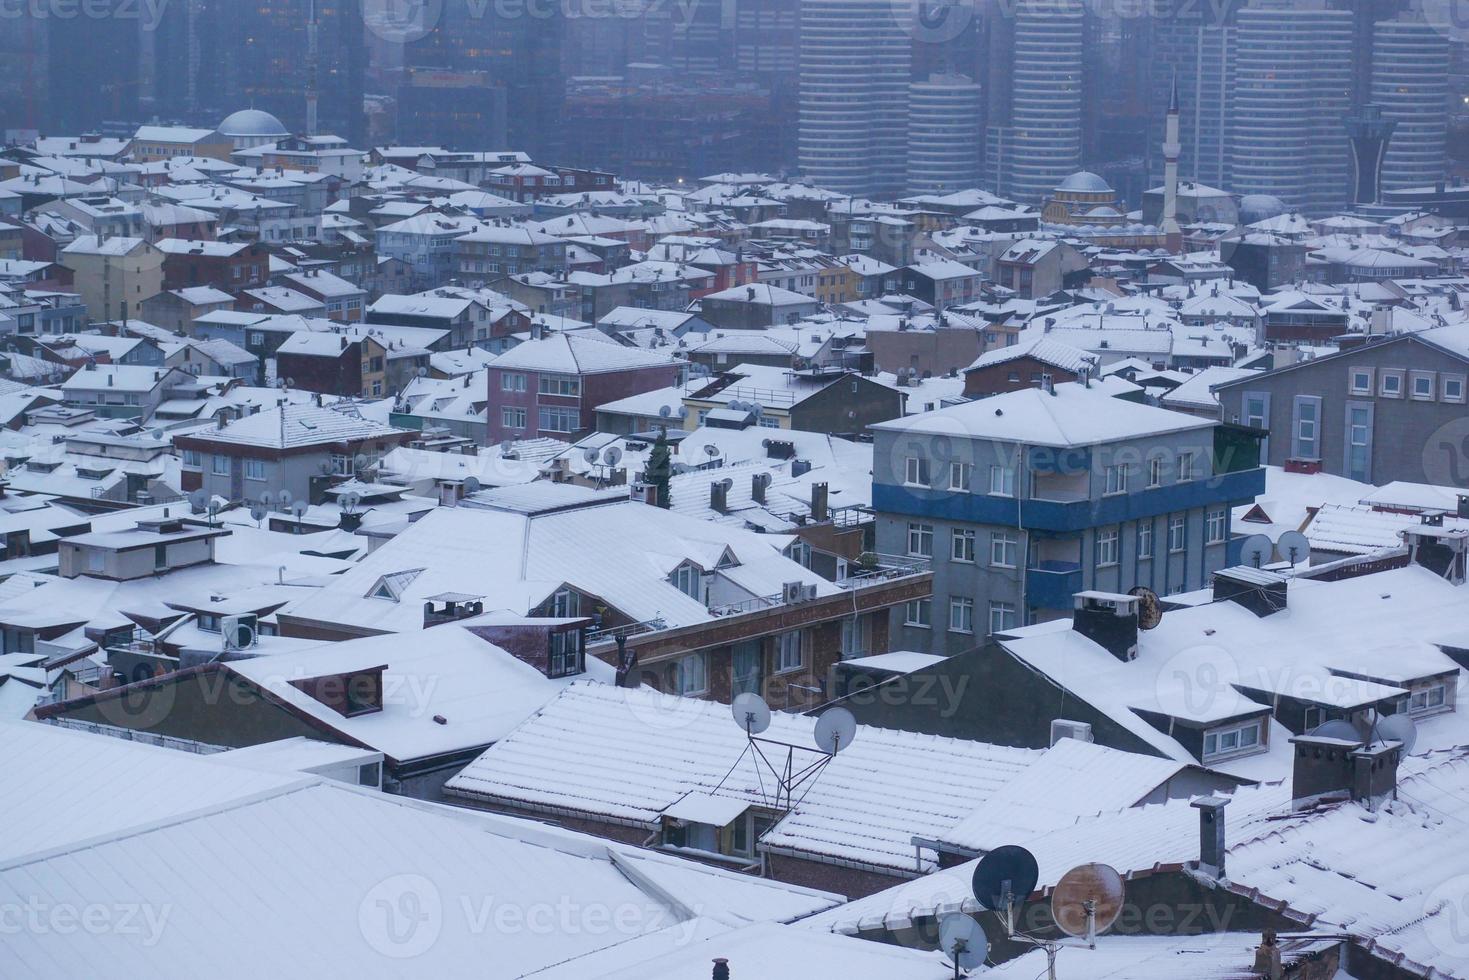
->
(1309, 719), (1361, 743)
(464, 477), (481, 494)
(583, 447), (601, 465)
(813, 707), (857, 755)
(731, 693), (772, 735)
(1277, 530), (1310, 565)
(603, 446), (623, 467)
(1371, 712), (1418, 754)
(937, 913), (988, 973)
(279, 489), (294, 507)
(1240, 534), (1273, 569)
(291, 500), (309, 518)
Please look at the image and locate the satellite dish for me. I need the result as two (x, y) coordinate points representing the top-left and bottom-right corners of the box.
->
(341, 492), (362, 512)
(1240, 534), (1273, 569)
(354, 452), (369, 471)
(813, 707), (856, 755)
(249, 506), (266, 522)
(731, 693), (772, 735)
(188, 489), (208, 512)
(1371, 712), (1418, 754)
(603, 446), (624, 467)
(678, 407), (689, 419)
(1128, 586), (1162, 631)
(260, 491), (276, 507)
(291, 500), (309, 518)
(971, 845), (1039, 914)
(704, 444), (720, 458)
(464, 477), (481, 494)
(720, 478), (733, 491)
(1308, 719), (1362, 744)
(1051, 863), (1126, 938)
(658, 404), (673, 419)
(1277, 530), (1310, 565)
(583, 447), (601, 465)
(500, 439), (515, 455)
(937, 913), (989, 972)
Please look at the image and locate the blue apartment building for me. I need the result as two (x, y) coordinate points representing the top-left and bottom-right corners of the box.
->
(872, 382), (1266, 654)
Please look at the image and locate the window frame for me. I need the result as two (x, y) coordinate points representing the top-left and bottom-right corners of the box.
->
(948, 596), (975, 634)
(1096, 527), (1120, 567)
(951, 528), (976, 564)
(904, 455), (931, 487)
(907, 522), (934, 558)
(904, 597), (932, 628)
(1168, 514), (1187, 554)
(989, 530), (1018, 569)
(1348, 366), (1374, 396)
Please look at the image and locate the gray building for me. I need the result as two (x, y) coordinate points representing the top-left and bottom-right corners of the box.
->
(1214, 329), (1469, 487)
(871, 382), (1265, 654)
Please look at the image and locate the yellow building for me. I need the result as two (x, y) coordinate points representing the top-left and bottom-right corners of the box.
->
(59, 236), (165, 324)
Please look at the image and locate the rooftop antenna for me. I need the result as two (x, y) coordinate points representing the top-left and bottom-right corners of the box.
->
(937, 913), (988, 979)
(717, 697), (857, 813)
(305, 0), (320, 138)
(1277, 530), (1310, 566)
(1128, 585), (1163, 630)
(290, 498), (309, 534)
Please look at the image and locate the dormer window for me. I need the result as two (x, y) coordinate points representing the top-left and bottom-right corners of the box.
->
(671, 563), (701, 599)
(367, 568), (424, 602)
(547, 629), (583, 679)
(1202, 719), (1264, 762)
(290, 667), (386, 717)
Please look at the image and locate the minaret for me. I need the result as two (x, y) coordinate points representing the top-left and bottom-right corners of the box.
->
(1161, 72), (1183, 254)
(305, 0), (320, 138)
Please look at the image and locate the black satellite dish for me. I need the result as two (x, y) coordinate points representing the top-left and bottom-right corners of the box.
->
(1128, 586), (1163, 631)
(971, 845), (1039, 915)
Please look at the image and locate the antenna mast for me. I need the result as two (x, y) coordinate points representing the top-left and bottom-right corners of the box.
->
(305, 0), (320, 138)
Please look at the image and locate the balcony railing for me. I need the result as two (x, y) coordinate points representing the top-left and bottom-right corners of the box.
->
(839, 552), (932, 587)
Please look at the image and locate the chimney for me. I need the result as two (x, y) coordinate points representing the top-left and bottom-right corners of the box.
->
(1402, 526), (1468, 585)
(1191, 795), (1228, 878)
(710, 480), (728, 514)
(1211, 567), (1288, 617)
(810, 482), (829, 522)
(751, 473), (767, 505)
(1252, 932), (1284, 980)
(1290, 732), (1372, 812)
(1071, 592), (1139, 662)
(791, 459), (812, 478)
(712, 959), (730, 980)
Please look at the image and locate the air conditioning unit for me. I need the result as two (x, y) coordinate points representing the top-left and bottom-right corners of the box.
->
(782, 581), (805, 604)
(803, 584), (818, 602)
(222, 614), (258, 652)
(1050, 719), (1094, 746)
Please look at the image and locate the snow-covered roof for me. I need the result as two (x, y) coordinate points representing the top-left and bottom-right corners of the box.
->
(489, 332), (679, 375)
(874, 380), (1212, 448)
(449, 682), (1040, 873)
(182, 403), (407, 450)
(964, 335), (1097, 375)
(1159, 366), (1259, 412)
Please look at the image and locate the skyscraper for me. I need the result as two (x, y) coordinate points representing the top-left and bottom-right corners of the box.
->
(1149, 0), (1237, 189)
(907, 74), (982, 196)
(797, 0), (911, 197)
(1230, 1), (1354, 215)
(985, 0), (1085, 204)
(1371, 10), (1451, 191)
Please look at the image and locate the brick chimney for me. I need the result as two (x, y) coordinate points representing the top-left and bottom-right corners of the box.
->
(1290, 732), (1401, 812)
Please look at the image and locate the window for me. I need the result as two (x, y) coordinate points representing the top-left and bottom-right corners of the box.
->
(904, 598), (932, 627)
(988, 601), (1017, 635)
(1303, 706), (1326, 731)
(1346, 402), (1373, 483)
(182, 449), (201, 467)
(211, 454), (229, 476)
(776, 631), (804, 673)
(1147, 457), (1163, 488)
(907, 522), (934, 557)
(1205, 509), (1227, 544)
(551, 589), (580, 618)
(904, 455), (930, 487)
(547, 630), (583, 678)
(786, 540), (812, 568)
(538, 406), (579, 432)
(1410, 371), (1436, 401)
(1379, 369), (1404, 398)
(500, 372), (526, 392)
(1096, 528), (1119, 567)
(1203, 720), (1262, 760)
(1443, 375), (1466, 404)
(951, 528), (976, 563)
(989, 463), (1016, 496)
(1137, 522), (1153, 559)
(1409, 684), (1448, 715)
(538, 374), (581, 397)
(671, 563), (700, 599)
(329, 454), (353, 476)
(1104, 464), (1127, 495)
(501, 406), (527, 429)
(1348, 367), (1374, 395)
(1177, 452), (1194, 483)
(1168, 514), (1187, 553)
(948, 596), (974, 634)
(990, 530), (1018, 568)
(673, 653), (708, 695)
(1292, 395), (1321, 460)
(948, 461), (972, 492)
(244, 458), (265, 481)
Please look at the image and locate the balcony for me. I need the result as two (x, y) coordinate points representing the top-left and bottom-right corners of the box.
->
(874, 468), (1267, 533)
(1026, 561), (1083, 610)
